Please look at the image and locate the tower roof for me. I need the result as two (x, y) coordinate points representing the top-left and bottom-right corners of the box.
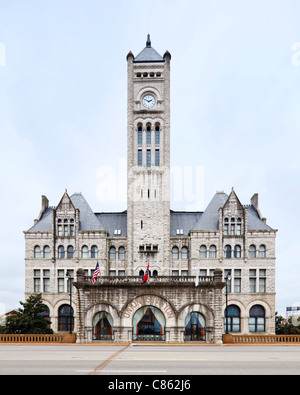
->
(133, 35), (165, 63)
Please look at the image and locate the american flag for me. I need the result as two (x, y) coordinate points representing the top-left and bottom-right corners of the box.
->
(91, 262), (100, 285)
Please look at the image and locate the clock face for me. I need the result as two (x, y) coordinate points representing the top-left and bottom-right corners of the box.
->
(142, 94), (156, 109)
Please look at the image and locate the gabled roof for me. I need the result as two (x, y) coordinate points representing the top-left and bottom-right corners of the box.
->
(133, 35), (165, 63)
(27, 193), (105, 232)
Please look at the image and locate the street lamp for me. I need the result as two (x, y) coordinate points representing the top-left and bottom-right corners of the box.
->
(66, 272), (73, 334)
(225, 273), (231, 334)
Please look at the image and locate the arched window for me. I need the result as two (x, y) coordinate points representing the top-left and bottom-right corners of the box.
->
(81, 245), (89, 258)
(67, 246), (74, 259)
(118, 247), (125, 260)
(93, 312), (114, 341)
(153, 270), (158, 277)
(109, 247), (116, 260)
(258, 245), (266, 258)
(34, 246), (41, 258)
(209, 245), (216, 258)
(91, 245), (98, 259)
(172, 247), (179, 260)
(58, 304), (74, 332)
(139, 270), (144, 278)
(224, 305), (241, 332)
(200, 245), (207, 258)
(184, 312), (206, 341)
(224, 245), (231, 258)
(181, 247), (188, 260)
(58, 246), (65, 259)
(249, 305), (265, 332)
(234, 245), (242, 258)
(138, 125), (143, 146)
(43, 246), (50, 259)
(249, 245), (256, 258)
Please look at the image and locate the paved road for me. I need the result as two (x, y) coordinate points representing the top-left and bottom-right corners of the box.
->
(0, 344), (300, 376)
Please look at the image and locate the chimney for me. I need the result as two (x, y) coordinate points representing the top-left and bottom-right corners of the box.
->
(251, 193), (259, 210)
(37, 195), (49, 221)
(251, 193), (262, 219)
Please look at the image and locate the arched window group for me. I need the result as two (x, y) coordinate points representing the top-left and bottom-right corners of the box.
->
(172, 246), (188, 260)
(34, 245), (50, 259)
(109, 246), (125, 260)
(57, 218), (75, 237)
(249, 244), (266, 258)
(224, 304), (266, 333)
(199, 245), (217, 258)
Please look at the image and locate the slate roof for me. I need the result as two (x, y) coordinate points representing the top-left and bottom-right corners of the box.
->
(133, 35), (165, 63)
(170, 211), (202, 236)
(27, 191), (273, 234)
(96, 212), (127, 237)
(70, 193), (104, 231)
(246, 205), (273, 231)
(27, 207), (53, 232)
(193, 192), (229, 231)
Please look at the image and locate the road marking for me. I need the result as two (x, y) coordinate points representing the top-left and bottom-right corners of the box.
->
(89, 345), (130, 376)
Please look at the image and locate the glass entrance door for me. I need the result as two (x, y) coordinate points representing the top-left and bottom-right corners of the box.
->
(132, 306), (165, 341)
(184, 312), (206, 341)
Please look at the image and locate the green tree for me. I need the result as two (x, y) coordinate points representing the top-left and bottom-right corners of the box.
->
(275, 311), (300, 335)
(3, 294), (53, 334)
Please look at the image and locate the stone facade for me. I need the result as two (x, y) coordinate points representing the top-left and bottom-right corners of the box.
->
(23, 36), (277, 343)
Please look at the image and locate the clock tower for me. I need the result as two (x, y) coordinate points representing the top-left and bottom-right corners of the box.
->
(126, 35), (171, 275)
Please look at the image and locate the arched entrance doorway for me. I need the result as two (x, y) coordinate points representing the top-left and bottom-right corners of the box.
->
(92, 312), (114, 340)
(132, 306), (165, 341)
(184, 312), (206, 341)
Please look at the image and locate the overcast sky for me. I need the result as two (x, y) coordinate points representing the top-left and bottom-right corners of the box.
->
(0, 0), (299, 316)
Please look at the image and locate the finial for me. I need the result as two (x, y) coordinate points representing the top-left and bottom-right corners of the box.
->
(146, 34), (151, 48)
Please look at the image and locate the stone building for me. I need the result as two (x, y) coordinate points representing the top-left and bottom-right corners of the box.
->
(24, 36), (277, 343)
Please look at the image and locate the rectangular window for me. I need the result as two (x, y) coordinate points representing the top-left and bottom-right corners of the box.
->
(138, 129), (142, 146)
(58, 278), (64, 293)
(236, 224), (241, 235)
(34, 270), (40, 293)
(138, 150), (142, 167)
(58, 225), (62, 236)
(172, 270), (179, 276)
(147, 149), (151, 167)
(249, 269), (256, 293)
(225, 269), (231, 293)
(234, 269), (241, 293)
(70, 225), (74, 236)
(155, 149), (160, 166)
(224, 224), (228, 235)
(147, 129), (151, 145)
(155, 129), (160, 145)
(57, 269), (64, 293)
(259, 269), (266, 292)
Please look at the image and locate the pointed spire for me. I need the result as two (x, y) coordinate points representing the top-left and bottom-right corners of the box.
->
(146, 34), (151, 48)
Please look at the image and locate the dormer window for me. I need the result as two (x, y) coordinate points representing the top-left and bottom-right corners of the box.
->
(57, 218), (75, 237)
